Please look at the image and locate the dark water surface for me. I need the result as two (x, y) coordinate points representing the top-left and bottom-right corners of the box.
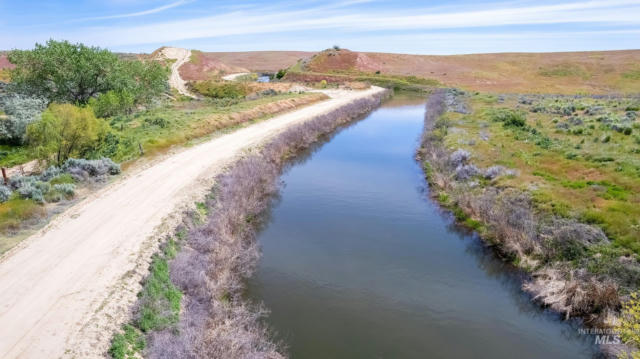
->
(247, 93), (598, 358)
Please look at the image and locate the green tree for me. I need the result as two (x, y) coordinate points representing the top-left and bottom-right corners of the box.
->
(26, 103), (108, 165)
(89, 90), (135, 118)
(275, 69), (287, 80)
(8, 39), (168, 106)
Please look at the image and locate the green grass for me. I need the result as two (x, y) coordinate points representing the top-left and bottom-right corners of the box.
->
(109, 233), (185, 358)
(538, 63), (590, 79)
(0, 198), (45, 234)
(0, 145), (31, 167)
(137, 240), (182, 332)
(621, 69), (640, 80)
(109, 325), (146, 359)
(442, 93), (640, 255)
(49, 173), (75, 185)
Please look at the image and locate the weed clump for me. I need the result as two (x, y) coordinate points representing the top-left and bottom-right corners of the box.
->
(488, 108), (527, 127)
(63, 157), (120, 179)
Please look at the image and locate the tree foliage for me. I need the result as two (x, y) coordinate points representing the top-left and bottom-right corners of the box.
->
(8, 39), (168, 106)
(26, 103), (108, 165)
(89, 90), (135, 118)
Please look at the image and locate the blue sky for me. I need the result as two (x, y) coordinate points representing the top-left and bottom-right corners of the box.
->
(1, 0), (638, 54)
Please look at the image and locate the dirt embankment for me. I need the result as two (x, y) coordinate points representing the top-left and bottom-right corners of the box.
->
(0, 86), (386, 359)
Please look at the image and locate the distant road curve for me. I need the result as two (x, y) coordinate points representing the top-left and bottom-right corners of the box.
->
(0, 86), (386, 359)
(160, 47), (196, 98)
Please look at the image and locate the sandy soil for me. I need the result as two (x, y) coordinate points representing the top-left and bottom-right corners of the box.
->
(160, 47), (196, 98)
(0, 86), (386, 359)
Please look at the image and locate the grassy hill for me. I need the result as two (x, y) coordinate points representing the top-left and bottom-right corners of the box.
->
(293, 48), (640, 94)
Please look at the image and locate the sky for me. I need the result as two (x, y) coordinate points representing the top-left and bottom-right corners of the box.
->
(0, 0), (639, 54)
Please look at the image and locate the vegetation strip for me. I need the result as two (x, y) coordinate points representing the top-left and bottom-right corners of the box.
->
(111, 89), (390, 358)
(0, 40), (327, 246)
(418, 89), (640, 357)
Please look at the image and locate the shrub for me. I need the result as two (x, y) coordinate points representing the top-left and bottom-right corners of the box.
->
(49, 173), (74, 185)
(109, 325), (145, 359)
(63, 157), (120, 179)
(484, 165), (505, 179)
(0, 185), (11, 203)
(0, 93), (47, 143)
(455, 164), (480, 180)
(275, 69), (287, 80)
(27, 103), (108, 165)
(191, 81), (248, 99)
(39, 166), (62, 182)
(449, 149), (471, 167)
(53, 183), (75, 196)
(143, 116), (168, 128)
(89, 90), (135, 118)
(488, 108), (526, 127)
(17, 183), (44, 203)
(624, 127), (633, 135)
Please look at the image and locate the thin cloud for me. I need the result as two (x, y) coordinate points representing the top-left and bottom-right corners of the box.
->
(5, 0), (640, 52)
(76, 0), (192, 21)
(66, 0), (640, 47)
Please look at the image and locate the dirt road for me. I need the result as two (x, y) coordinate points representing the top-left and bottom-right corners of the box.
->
(160, 47), (196, 98)
(0, 86), (386, 359)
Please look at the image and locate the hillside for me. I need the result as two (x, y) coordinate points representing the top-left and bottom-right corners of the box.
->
(297, 48), (640, 94)
(177, 50), (314, 81)
(3, 48), (640, 94)
(199, 51), (314, 72)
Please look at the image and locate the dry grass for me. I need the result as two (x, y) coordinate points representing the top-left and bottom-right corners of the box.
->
(285, 48), (640, 94)
(176, 51), (315, 77)
(144, 90), (389, 358)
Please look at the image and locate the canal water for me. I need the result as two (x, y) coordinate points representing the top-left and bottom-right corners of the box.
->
(247, 93), (598, 358)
